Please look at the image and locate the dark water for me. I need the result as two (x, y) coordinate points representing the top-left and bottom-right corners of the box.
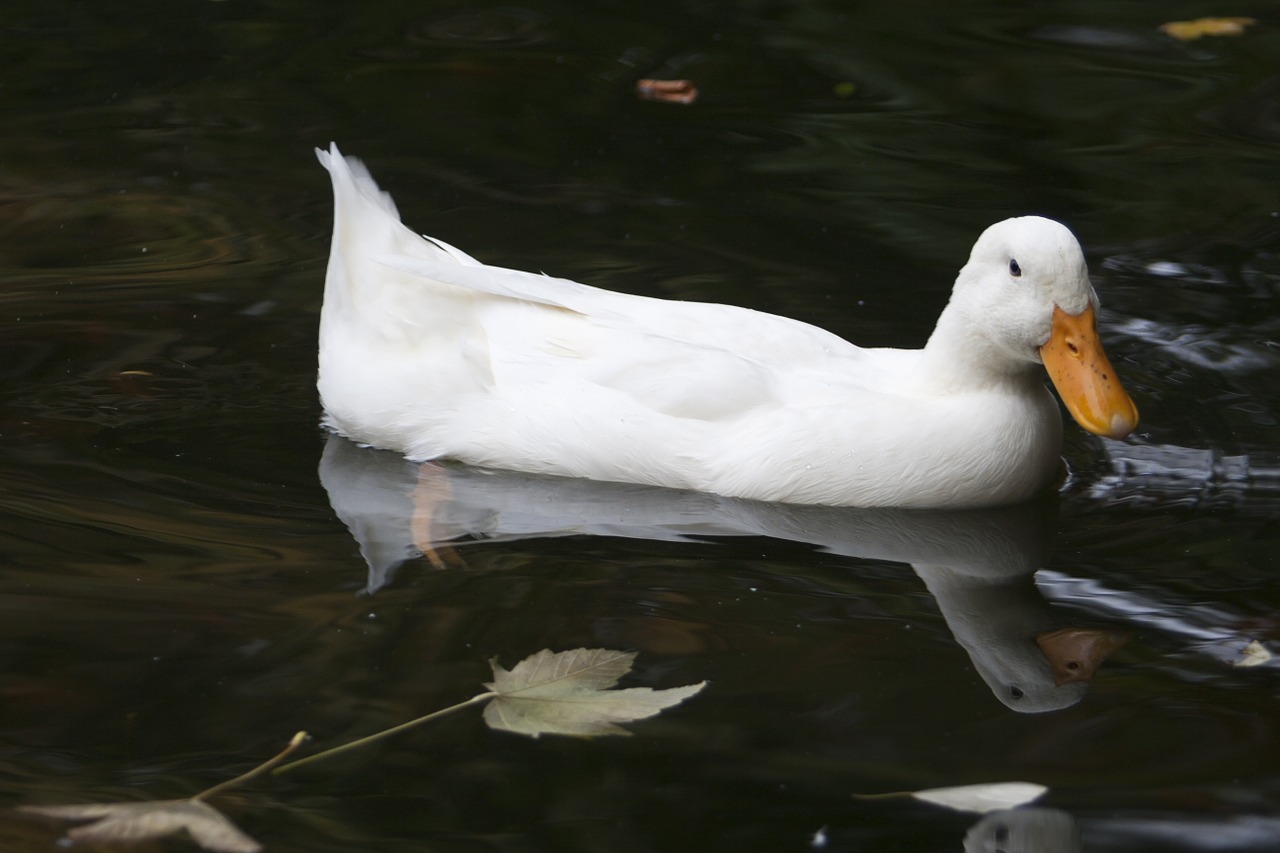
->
(2, 2), (1279, 851)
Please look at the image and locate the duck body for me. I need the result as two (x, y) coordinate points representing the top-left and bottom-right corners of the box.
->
(316, 144), (1137, 509)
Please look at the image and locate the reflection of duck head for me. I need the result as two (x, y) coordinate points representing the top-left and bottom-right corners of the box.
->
(964, 808), (1082, 853)
(320, 435), (1123, 710)
(914, 556), (1127, 713)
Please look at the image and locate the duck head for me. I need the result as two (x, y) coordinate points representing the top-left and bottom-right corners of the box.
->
(955, 216), (1139, 439)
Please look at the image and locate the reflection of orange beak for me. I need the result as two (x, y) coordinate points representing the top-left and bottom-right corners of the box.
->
(1040, 304), (1139, 439)
(1035, 627), (1130, 685)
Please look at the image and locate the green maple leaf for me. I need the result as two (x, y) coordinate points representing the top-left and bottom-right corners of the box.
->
(483, 648), (707, 738)
(278, 648), (707, 772)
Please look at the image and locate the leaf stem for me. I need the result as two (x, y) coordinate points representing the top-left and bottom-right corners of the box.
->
(273, 693), (495, 776)
(850, 791), (912, 801)
(195, 731), (309, 801)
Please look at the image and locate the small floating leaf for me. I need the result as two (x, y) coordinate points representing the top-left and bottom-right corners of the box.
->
(22, 800), (260, 853)
(912, 781), (1047, 814)
(636, 78), (698, 105)
(1159, 17), (1256, 41)
(1234, 639), (1272, 668)
(483, 648), (706, 738)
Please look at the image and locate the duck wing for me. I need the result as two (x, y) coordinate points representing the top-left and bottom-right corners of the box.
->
(377, 249), (894, 417)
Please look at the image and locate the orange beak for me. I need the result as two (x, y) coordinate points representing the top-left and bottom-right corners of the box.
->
(1040, 304), (1139, 439)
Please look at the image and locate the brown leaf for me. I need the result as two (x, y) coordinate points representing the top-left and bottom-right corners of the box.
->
(636, 79), (698, 105)
(483, 648), (706, 738)
(21, 799), (260, 853)
(1159, 17), (1257, 41)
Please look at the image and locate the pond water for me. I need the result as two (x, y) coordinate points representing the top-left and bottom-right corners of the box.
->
(2, 1), (1279, 851)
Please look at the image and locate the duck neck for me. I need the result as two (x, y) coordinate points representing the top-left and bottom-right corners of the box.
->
(913, 300), (1038, 395)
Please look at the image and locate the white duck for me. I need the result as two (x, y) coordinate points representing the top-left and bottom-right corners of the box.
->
(315, 143), (1138, 509)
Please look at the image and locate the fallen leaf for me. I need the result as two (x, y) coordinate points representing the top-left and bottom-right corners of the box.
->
(21, 800), (260, 853)
(276, 649), (708, 773)
(20, 733), (306, 853)
(483, 648), (706, 737)
(912, 781), (1048, 814)
(1234, 639), (1272, 668)
(1159, 17), (1257, 41)
(636, 78), (698, 105)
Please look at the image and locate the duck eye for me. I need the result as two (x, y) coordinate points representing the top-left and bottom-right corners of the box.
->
(1009, 258), (1022, 277)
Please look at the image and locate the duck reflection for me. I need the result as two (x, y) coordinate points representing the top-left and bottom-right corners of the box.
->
(319, 434), (1124, 712)
(964, 808), (1082, 853)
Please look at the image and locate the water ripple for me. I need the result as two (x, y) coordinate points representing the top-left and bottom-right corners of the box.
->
(407, 8), (554, 48)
